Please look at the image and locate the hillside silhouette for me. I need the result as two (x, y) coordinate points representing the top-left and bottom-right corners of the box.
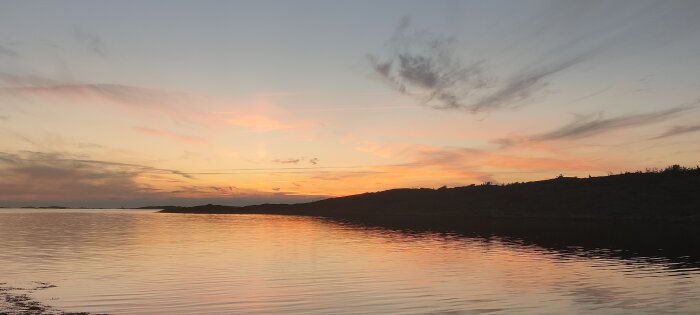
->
(159, 165), (700, 223)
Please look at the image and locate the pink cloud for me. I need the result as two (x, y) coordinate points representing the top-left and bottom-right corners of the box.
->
(133, 127), (208, 145)
(224, 114), (300, 132)
(0, 83), (200, 123)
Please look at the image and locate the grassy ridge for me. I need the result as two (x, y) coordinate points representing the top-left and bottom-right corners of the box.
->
(159, 166), (700, 222)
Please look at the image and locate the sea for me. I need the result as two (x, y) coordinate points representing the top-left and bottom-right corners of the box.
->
(1, 208), (699, 314)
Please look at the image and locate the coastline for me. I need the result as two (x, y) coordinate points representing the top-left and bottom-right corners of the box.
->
(158, 168), (700, 224)
(0, 283), (97, 315)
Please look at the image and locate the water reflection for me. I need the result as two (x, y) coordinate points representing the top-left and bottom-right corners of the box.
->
(324, 214), (700, 270)
(1, 209), (699, 314)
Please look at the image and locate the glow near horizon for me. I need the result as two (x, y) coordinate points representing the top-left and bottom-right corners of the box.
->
(1, 0), (700, 207)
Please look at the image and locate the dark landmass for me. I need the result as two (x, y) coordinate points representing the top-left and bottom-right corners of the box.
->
(159, 165), (700, 223)
(136, 206), (174, 209)
(19, 206), (68, 209)
(158, 166), (700, 267)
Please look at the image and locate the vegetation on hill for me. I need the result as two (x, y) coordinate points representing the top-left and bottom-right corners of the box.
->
(159, 165), (700, 222)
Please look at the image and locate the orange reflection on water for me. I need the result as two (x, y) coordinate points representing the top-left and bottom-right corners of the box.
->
(1, 209), (699, 314)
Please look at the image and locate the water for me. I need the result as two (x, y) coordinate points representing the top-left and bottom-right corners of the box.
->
(1, 208), (699, 314)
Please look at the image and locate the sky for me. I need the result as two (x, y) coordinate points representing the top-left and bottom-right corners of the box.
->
(1, 0), (700, 207)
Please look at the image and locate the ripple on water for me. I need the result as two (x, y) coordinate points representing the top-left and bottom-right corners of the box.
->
(1, 209), (699, 314)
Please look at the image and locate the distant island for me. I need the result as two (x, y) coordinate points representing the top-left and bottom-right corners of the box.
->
(159, 165), (700, 223)
(20, 206), (68, 209)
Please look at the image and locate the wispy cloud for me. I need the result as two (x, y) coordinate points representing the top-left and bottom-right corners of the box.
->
(294, 130), (629, 194)
(0, 72), (58, 87)
(468, 56), (591, 112)
(2, 84), (166, 107)
(0, 151), (185, 202)
(368, 17), (489, 111)
(367, 16), (602, 112)
(497, 104), (697, 146)
(74, 29), (107, 57)
(368, 1), (700, 113)
(0, 44), (18, 58)
(168, 185), (266, 197)
(273, 158), (301, 165)
(652, 124), (700, 140)
(532, 105), (695, 142)
(0, 150), (324, 207)
(133, 127), (207, 145)
(272, 157), (319, 165)
(225, 114), (298, 132)
(0, 72), (198, 123)
(281, 105), (416, 113)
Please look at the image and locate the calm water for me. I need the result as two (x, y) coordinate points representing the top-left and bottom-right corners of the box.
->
(1, 209), (699, 314)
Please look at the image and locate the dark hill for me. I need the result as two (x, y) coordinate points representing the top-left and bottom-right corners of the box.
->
(159, 166), (700, 223)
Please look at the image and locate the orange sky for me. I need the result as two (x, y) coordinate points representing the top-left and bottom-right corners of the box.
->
(1, 1), (700, 206)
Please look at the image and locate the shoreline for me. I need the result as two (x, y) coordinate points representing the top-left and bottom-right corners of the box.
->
(0, 283), (98, 315)
(157, 168), (700, 224)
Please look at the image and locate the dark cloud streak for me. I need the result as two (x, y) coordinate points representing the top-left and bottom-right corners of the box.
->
(0, 151), (193, 179)
(272, 157), (320, 166)
(652, 124), (700, 140)
(497, 104), (697, 147)
(273, 158), (301, 165)
(533, 105), (695, 142)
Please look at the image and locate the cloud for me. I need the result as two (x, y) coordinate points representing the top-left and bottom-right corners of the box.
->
(74, 29), (106, 57)
(273, 158), (301, 165)
(531, 105), (695, 142)
(0, 150), (323, 207)
(0, 72), (58, 87)
(651, 124), (700, 140)
(0, 73), (197, 123)
(272, 157), (320, 165)
(368, 1), (700, 113)
(2, 84), (166, 107)
(400, 145), (614, 174)
(367, 17), (599, 112)
(280, 105), (417, 113)
(367, 17), (489, 111)
(0, 44), (18, 58)
(225, 114), (297, 132)
(133, 127), (207, 145)
(317, 145), (489, 181)
(171, 185), (252, 196)
(0, 151), (178, 202)
(496, 104), (697, 147)
(303, 146), (497, 192)
(302, 137), (623, 195)
(468, 56), (590, 112)
(224, 114), (307, 132)
(311, 171), (382, 182)
(402, 146), (482, 168)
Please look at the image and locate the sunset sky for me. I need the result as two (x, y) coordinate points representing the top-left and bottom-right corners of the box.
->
(1, 0), (700, 207)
